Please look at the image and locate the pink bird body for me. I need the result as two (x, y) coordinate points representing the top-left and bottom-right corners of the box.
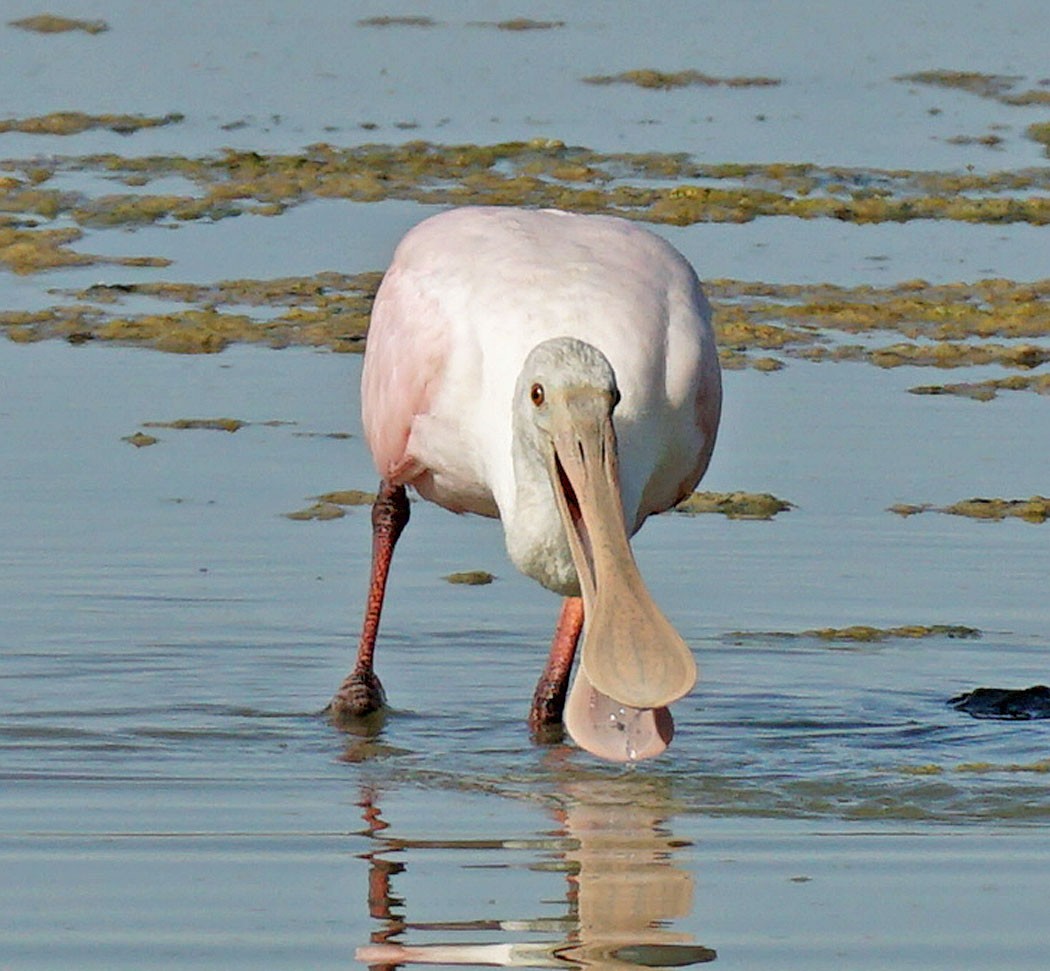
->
(332, 206), (722, 762)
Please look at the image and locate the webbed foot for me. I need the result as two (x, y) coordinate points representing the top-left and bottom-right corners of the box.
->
(327, 668), (387, 727)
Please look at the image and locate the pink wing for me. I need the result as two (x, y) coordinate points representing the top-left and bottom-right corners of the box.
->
(360, 261), (450, 485)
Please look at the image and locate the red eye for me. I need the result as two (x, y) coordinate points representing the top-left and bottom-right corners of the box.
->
(530, 383), (545, 406)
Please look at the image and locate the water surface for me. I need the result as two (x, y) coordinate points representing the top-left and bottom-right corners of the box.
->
(2, 1), (1049, 968)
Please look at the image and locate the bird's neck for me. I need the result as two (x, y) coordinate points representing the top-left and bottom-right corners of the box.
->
(501, 415), (581, 598)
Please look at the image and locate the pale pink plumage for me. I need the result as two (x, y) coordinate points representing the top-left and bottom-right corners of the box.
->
(362, 206), (720, 533)
(335, 205), (722, 762)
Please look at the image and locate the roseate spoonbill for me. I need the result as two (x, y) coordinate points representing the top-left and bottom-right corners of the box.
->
(328, 206), (721, 761)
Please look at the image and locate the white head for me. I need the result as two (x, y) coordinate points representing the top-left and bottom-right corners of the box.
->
(511, 337), (697, 763)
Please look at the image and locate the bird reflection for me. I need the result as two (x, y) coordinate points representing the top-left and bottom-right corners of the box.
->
(355, 777), (716, 969)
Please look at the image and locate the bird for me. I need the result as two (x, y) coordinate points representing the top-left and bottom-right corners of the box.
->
(328, 206), (721, 762)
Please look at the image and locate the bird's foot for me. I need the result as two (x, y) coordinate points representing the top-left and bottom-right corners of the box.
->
(327, 668), (387, 728)
(528, 680), (568, 744)
(528, 694), (564, 728)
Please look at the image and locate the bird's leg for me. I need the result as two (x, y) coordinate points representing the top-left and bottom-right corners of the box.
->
(529, 596), (585, 730)
(328, 480), (410, 724)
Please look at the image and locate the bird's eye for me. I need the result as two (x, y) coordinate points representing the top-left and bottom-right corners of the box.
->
(530, 383), (545, 407)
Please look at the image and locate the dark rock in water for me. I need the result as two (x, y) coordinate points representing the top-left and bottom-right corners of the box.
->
(949, 685), (1050, 720)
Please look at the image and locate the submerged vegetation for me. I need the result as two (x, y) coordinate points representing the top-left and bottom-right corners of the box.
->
(4, 141), (1050, 240)
(0, 126), (1045, 380)
(674, 491), (793, 519)
(8, 14), (109, 34)
(897, 69), (1050, 108)
(0, 138), (1044, 394)
(728, 624), (981, 643)
(583, 69), (781, 89)
(896, 70), (1050, 155)
(7, 267), (1045, 388)
(889, 497), (1050, 523)
(0, 111), (183, 136)
(443, 571), (496, 585)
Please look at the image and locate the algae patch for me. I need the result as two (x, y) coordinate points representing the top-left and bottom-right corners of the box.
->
(314, 490), (376, 506)
(9, 14), (108, 34)
(896, 71), (1050, 152)
(942, 497), (1050, 523)
(674, 491), (793, 519)
(471, 19), (565, 31)
(896, 70), (1024, 101)
(804, 624), (980, 642)
(1027, 122), (1050, 157)
(8, 266), (1046, 384)
(25, 142), (1050, 233)
(583, 69), (781, 90)
(142, 418), (246, 432)
(909, 374), (1050, 401)
(284, 489), (376, 521)
(284, 502), (346, 521)
(730, 624), (980, 643)
(708, 276), (1050, 379)
(357, 16), (439, 28)
(0, 112), (183, 136)
(2, 141), (1047, 371)
(443, 570), (496, 585)
(122, 432), (158, 448)
(897, 69), (1050, 107)
(8, 272), (379, 353)
(889, 497), (1050, 523)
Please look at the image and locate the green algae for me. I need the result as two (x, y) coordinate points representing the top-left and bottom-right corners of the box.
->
(899, 759), (1050, 775)
(728, 624), (980, 643)
(583, 69), (781, 90)
(314, 489), (377, 506)
(8, 14), (108, 34)
(707, 276), (1050, 377)
(674, 491), (793, 519)
(897, 69), (1050, 111)
(17, 142), (1050, 236)
(71, 192), (235, 227)
(943, 497), (1050, 523)
(897, 69), (1050, 109)
(896, 70), (1023, 100)
(122, 432), (158, 448)
(0, 224), (170, 274)
(471, 18), (565, 30)
(868, 341), (1048, 370)
(895, 71), (1050, 152)
(443, 570), (496, 585)
(954, 760), (1050, 773)
(0, 111), (183, 136)
(7, 269), (1047, 381)
(356, 16), (439, 28)
(0, 225), (95, 273)
(1028, 122), (1050, 156)
(2, 140), (1046, 374)
(142, 418), (246, 432)
(12, 273), (379, 352)
(284, 489), (377, 521)
(889, 497), (1050, 523)
(909, 373), (1050, 400)
(284, 501), (346, 521)
(804, 624), (980, 642)
(96, 311), (251, 354)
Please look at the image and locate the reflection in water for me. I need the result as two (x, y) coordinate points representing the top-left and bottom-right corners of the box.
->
(355, 777), (716, 969)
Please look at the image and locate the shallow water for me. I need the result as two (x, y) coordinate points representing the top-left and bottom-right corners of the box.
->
(3, 1), (1050, 968)
(2, 341), (1049, 968)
